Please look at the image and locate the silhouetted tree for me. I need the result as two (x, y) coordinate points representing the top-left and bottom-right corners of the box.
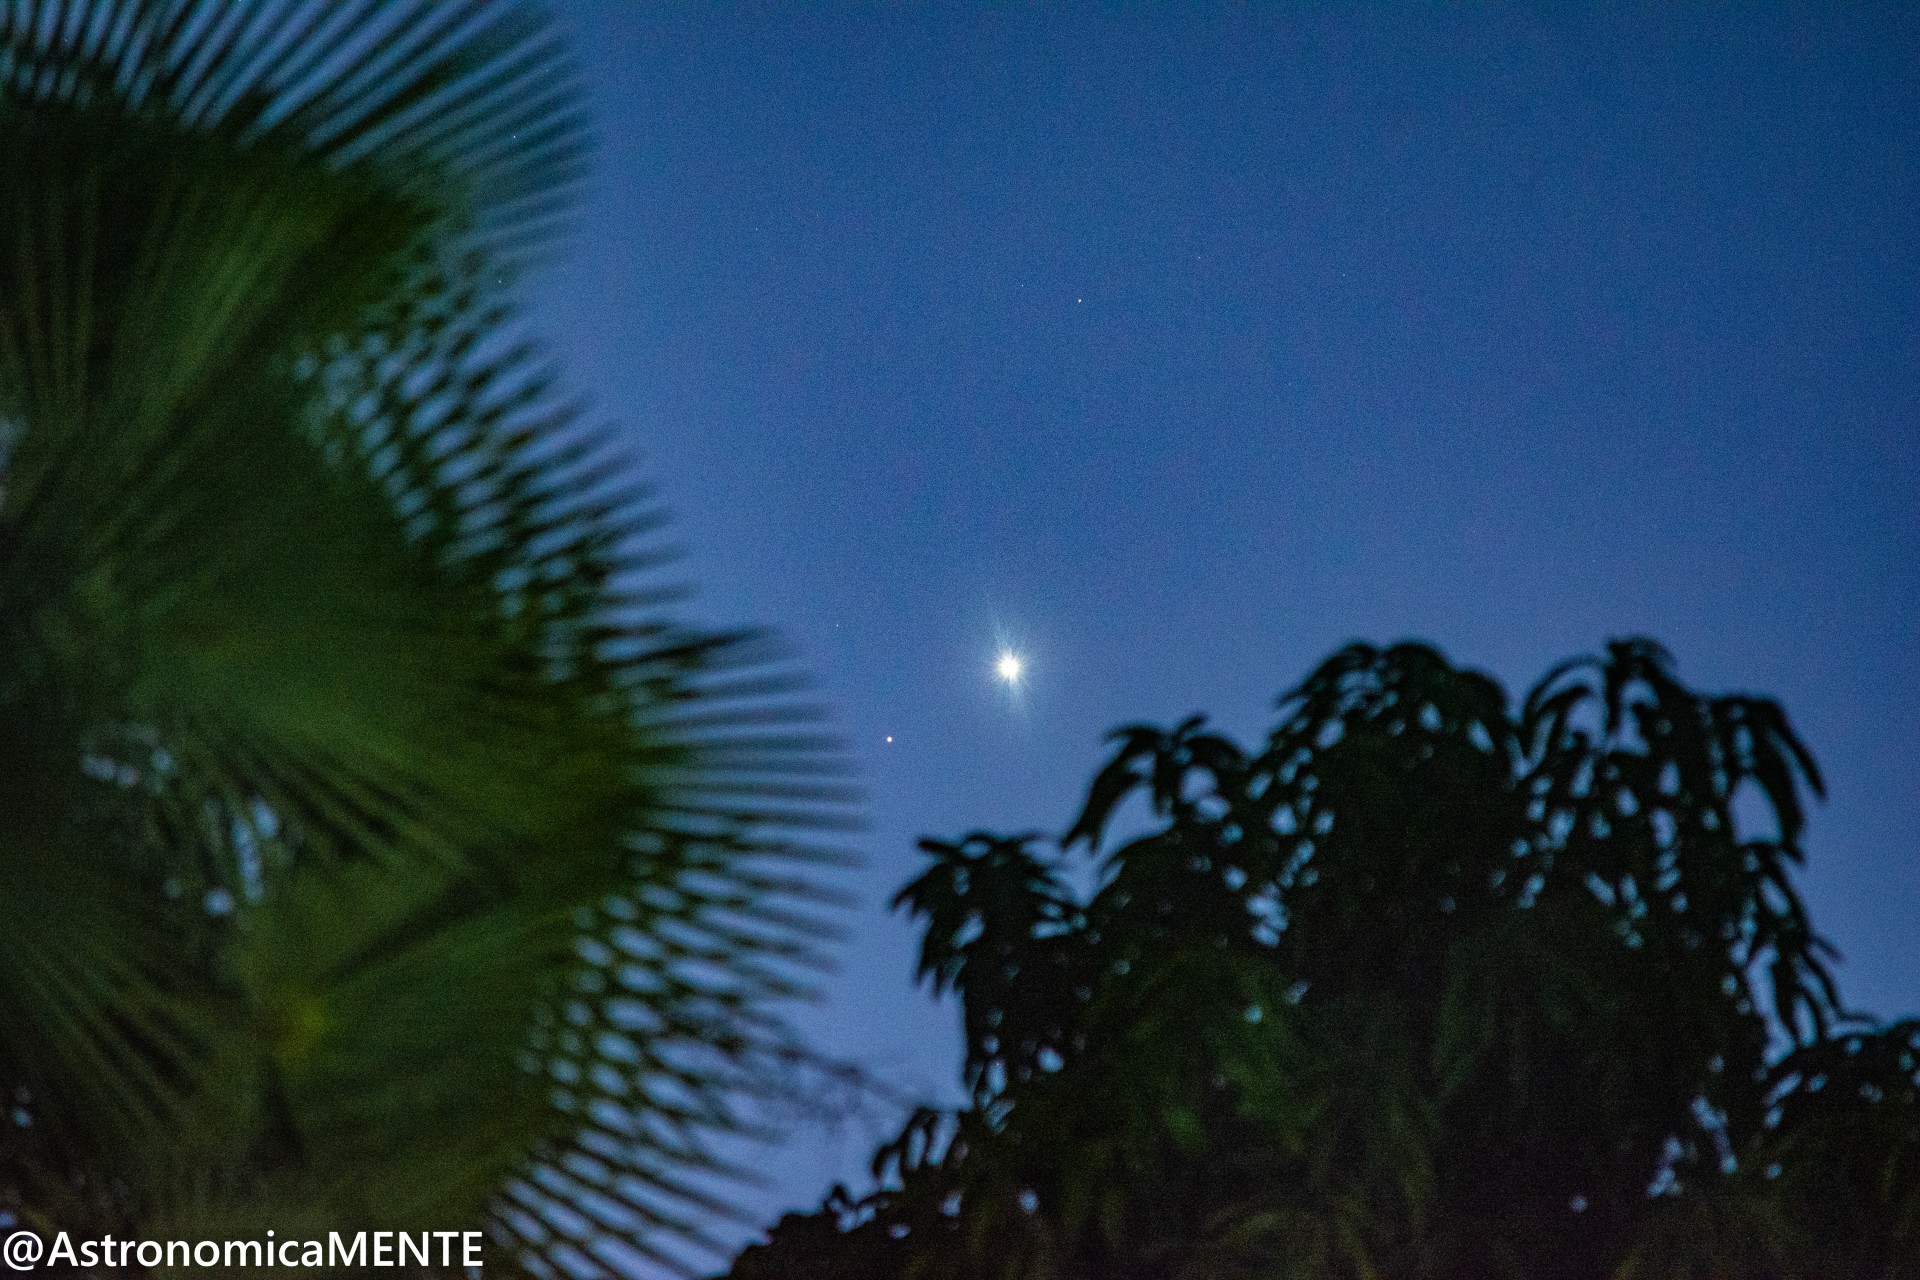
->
(723, 641), (1917, 1279)
(0, 3), (849, 1273)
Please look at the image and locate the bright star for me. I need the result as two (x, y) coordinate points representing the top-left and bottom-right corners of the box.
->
(996, 652), (1023, 683)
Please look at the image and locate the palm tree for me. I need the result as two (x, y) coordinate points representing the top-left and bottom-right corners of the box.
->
(0, 2), (852, 1273)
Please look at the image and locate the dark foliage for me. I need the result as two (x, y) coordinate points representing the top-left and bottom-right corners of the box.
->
(722, 641), (1918, 1279)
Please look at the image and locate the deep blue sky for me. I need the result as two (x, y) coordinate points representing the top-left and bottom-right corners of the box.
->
(529, 2), (1918, 1260)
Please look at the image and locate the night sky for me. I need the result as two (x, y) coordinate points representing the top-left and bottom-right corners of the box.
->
(528, 3), (1918, 1257)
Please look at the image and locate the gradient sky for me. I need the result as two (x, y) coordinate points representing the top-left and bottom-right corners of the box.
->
(527, 3), (1918, 1262)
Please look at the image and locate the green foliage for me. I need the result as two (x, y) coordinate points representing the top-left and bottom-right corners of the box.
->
(722, 641), (1918, 1279)
(0, 2), (851, 1274)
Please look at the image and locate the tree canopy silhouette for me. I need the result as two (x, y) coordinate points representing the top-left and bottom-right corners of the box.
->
(0, 2), (851, 1273)
(723, 640), (1918, 1280)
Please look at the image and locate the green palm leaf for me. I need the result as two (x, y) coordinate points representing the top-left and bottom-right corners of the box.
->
(0, 2), (853, 1273)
